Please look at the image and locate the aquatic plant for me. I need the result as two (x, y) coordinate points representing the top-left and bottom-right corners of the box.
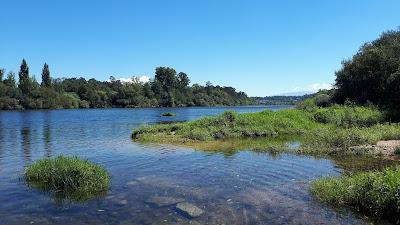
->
(25, 156), (110, 202)
(162, 112), (176, 116)
(311, 167), (400, 223)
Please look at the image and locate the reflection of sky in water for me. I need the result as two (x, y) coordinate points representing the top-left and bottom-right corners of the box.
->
(0, 106), (369, 224)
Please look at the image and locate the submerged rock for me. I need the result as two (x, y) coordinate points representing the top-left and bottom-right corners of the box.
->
(176, 202), (204, 218)
(145, 196), (184, 207)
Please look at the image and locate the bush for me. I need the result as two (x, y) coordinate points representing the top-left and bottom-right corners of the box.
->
(313, 105), (383, 127)
(311, 167), (400, 223)
(25, 156), (110, 202)
(314, 93), (332, 107)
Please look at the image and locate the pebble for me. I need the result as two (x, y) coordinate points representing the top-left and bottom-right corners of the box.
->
(176, 202), (204, 218)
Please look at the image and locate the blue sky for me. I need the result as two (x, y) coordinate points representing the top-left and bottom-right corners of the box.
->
(1, 0), (399, 96)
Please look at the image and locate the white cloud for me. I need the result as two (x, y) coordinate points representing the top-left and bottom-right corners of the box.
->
(308, 83), (332, 91)
(138, 76), (150, 83)
(112, 76), (150, 84)
(292, 83), (332, 92)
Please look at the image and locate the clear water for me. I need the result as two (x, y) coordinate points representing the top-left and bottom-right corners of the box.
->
(0, 106), (369, 224)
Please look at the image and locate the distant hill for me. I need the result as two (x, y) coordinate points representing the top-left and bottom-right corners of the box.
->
(275, 91), (315, 96)
(252, 94), (314, 105)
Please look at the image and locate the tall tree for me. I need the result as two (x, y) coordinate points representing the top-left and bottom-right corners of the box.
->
(0, 69), (4, 82)
(334, 29), (400, 109)
(41, 63), (51, 87)
(18, 59), (31, 95)
(177, 72), (190, 89)
(4, 72), (16, 87)
(155, 67), (177, 90)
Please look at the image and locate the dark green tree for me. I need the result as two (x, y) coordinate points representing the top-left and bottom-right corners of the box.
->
(41, 63), (51, 87)
(334, 29), (400, 109)
(18, 59), (31, 95)
(155, 67), (177, 90)
(4, 72), (16, 87)
(0, 69), (4, 82)
(177, 72), (190, 89)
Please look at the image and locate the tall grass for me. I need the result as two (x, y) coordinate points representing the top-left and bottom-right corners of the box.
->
(133, 109), (323, 142)
(313, 105), (384, 128)
(25, 156), (110, 202)
(311, 167), (400, 224)
(133, 105), (400, 155)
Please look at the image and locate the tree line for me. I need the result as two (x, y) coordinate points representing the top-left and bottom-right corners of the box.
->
(333, 29), (400, 110)
(0, 60), (254, 110)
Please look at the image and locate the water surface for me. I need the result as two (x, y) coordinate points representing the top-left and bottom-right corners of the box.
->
(0, 106), (377, 224)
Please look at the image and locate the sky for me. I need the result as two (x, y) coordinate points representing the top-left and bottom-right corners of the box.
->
(1, 0), (399, 96)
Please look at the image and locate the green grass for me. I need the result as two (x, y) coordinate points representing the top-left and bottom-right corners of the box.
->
(312, 104), (384, 128)
(133, 106), (400, 156)
(25, 156), (110, 202)
(162, 112), (177, 116)
(134, 109), (324, 142)
(311, 167), (400, 223)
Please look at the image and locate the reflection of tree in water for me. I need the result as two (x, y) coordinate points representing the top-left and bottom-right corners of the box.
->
(21, 127), (31, 162)
(43, 111), (53, 157)
(44, 125), (52, 157)
(0, 116), (4, 173)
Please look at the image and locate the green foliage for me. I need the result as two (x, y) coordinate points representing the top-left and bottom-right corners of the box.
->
(302, 124), (400, 151)
(311, 167), (400, 223)
(335, 29), (400, 110)
(296, 91), (334, 111)
(0, 69), (4, 82)
(41, 63), (51, 87)
(0, 62), (254, 110)
(18, 59), (31, 96)
(313, 105), (383, 128)
(254, 94), (313, 105)
(133, 109), (322, 142)
(133, 105), (400, 156)
(25, 156), (110, 202)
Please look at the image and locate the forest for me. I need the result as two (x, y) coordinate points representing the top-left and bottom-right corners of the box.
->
(0, 61), (254, 110)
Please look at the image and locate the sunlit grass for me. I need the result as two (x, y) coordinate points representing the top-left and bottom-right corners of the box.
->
(25, 156), (110, 202)
(311, 167), (400, 224)
(132, 106), (400, 155)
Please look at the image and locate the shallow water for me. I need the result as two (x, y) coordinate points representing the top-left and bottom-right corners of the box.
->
(0, 106), (384, 224)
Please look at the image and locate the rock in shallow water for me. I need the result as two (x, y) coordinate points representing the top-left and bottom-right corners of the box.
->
(145, 196), (184, 207)
(176, 202), (204, 218)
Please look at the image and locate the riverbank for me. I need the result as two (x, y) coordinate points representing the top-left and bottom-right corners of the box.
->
(132, 105), (400, 159)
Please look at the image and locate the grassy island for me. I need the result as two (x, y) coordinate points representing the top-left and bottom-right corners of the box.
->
(25, 156), (110, 202)
(162, 112), (177, 117)
(133, 105), (400, 156)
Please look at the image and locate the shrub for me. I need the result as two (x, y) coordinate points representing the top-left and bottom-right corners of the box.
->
(314, 93), (332, 107)
(313, 105), (383, 127)
(25, 156), (110, 202)
(311, 167), (400, 223)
